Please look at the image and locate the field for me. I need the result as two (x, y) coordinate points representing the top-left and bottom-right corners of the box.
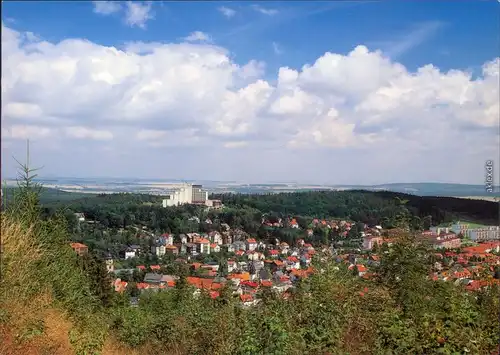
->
(454, 196), (500, 202)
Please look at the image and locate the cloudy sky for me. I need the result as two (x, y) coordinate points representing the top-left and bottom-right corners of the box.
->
(1, 1), (499, 185)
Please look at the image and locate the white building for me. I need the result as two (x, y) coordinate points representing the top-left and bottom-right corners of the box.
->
(162, 184), (194, 207)
(151, 245), (166, 256)
(125, 250), (136, 259)
(469, 226), (500, 242)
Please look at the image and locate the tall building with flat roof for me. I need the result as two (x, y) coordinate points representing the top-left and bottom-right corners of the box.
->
(192, 184), (208, 204)
(163, 183), (207, 207)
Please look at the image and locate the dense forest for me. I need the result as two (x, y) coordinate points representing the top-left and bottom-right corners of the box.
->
(214, 190), (499, 225)
(2, 179), (499, 355)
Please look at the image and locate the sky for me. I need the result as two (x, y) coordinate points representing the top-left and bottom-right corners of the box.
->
(1, 1), (499, 185)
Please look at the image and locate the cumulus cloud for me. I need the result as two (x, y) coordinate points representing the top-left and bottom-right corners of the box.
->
(124, 1), (154, 29)
(1, 23), (498, 183)
(218, 6), (236, 18)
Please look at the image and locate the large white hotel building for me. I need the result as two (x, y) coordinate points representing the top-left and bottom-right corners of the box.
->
(162, 183), (209, 207)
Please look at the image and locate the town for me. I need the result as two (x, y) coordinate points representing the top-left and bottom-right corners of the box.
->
(70, 203), (500, 306)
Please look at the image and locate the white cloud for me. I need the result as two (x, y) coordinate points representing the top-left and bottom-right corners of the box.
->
(64, 127), (114, 140)
(224, 141), (248, 148)
(252, 5), (279, 16)
(93, 1), (122, 15)
(92, 1), (153, 29)
(124, 1), (154, 29)
(1, 23), (498, 183)
(183, 31), (212, 43)
(218, 6), (236, 18)
(2, 125), (52, 140)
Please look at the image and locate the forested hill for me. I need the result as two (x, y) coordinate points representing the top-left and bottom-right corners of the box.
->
(8, 187), (497, 229)
(213, 190), (499, 226)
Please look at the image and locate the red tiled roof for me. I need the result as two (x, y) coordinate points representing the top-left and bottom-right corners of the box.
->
(186, 277), (223, 290)
(241, 281), (259, 288)
(195, 238), (210, 244)
(240, 294), (253, 302)
(247, 238), (257, 243)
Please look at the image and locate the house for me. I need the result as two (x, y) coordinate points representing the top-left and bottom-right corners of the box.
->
(209, 231), (223, 245)
(160, 274), (178, 287)
(165, 245), (179, 255)
(286, 256), (301, 270)
(240, 293), (258, 307)
(124, 248), (136, 259)
(105, 258), (114, 273)
(233, 241), (246, 252)
(164, 234), (175, 246)
(271, 260), (285, 272)
(144, 273), (162, 284)
(227, 260), (236, 273)
(246, 238), (258, 251)
(259, 268), (271, 281)
(210, 244), (221, 253)
(279, 242), (289, 254)
(194, 238), (209, 253)
(150, 265), (161, 272)
(235, 250), (245, 257)
(237, 261), (248, 271)
(269, 250), (279, 258)
(225, 244), (235, 253)
(179, 234), (188, 244)
(74, 213), (85, 222)
(362, 236), (384, 250)
(349, 264), (367, 277)
(250, 260), (265, 275)
(185, 243), (198, 256)
(151, 245), (166, 256)
(70, 242), (88, 256)
(290, 218), (299, 229)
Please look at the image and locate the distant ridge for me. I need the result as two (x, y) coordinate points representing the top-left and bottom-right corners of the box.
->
(3, 178), (499, 198)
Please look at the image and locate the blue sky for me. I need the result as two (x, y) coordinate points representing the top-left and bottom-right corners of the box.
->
(3, 1), (497, 73)
(1, 1), (499, 184)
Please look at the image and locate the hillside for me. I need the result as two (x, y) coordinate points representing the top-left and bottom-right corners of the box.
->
(2, 181), (499, 354)
(214, 190), (499, 226)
